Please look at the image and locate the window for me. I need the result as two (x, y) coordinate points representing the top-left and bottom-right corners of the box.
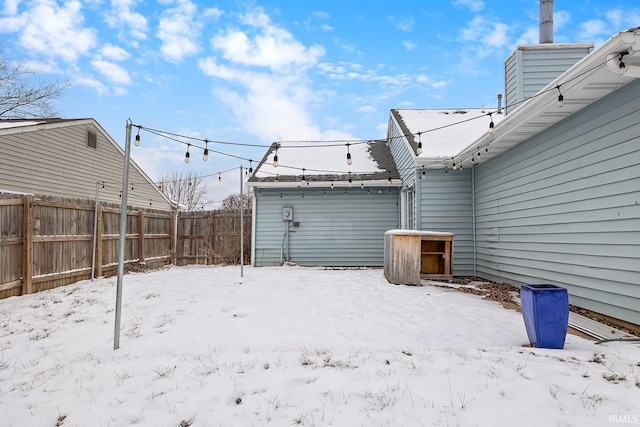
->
(402, 186), (415, 230)
(87, 130), (97, 149)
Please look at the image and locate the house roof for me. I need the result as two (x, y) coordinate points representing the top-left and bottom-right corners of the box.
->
(390, 108), (506, 161)
(248, 139), (401, 188)
(438, 27), (640, 169)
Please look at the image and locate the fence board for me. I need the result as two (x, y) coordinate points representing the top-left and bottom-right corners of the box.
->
(0, 193), (174, 299)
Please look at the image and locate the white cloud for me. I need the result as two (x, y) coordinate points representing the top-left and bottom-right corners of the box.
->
(91, 59), (132, 85)
(104, 0), (148, 41)
(2, 0), (20, 15)
(554, 11), (571, 30)
(157, 0), (202, 62)
(357, 105), (375, 113)
(100, 44), (130, 61)
(73, 76), (108, 94)
(604, 8), (640, 31)
(210, 10), (325, 72)
(203, 7), (223, 19)
(403, 40), (417, 51)
(452, 0), (484, 12)
(0, 0), (97, 63)
(516, 27), (539, 45)
(580, 19), (608, 39)
(388, 16), (414, 32)
(460, 16), (510, 48)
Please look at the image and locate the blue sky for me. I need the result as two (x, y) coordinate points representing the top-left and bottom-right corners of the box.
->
(1, 0), (639, 206)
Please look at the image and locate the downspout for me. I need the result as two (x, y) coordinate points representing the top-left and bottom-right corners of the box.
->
(251, 190), (257, 266)
(472, 167), (477, 277)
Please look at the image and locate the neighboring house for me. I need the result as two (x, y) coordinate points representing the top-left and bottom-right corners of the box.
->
(388, 28), (640, 325)
(0, 118), (174, 210)
(247, 139), (401, 267)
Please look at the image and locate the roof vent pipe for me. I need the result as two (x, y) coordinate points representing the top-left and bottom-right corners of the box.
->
(497, 94), (503, 114)
(540, 0), (553, 44)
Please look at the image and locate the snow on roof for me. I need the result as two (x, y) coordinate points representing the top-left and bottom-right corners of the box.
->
(393, 108), (505, 158)
(0, 120), (45, 129)
(254, 140), (385, 178)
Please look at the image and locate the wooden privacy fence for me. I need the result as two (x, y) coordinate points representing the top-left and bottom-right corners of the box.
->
(0, 194), (175, 300)
(176, 211), (251, 266)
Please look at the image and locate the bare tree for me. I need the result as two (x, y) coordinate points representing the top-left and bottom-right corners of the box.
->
(0, 53), (68, 118)
(220, 193), (252, 212)
(159, 170), (209, 210)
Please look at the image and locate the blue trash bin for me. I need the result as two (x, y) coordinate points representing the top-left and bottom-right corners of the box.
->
(521, 284), (569, 349)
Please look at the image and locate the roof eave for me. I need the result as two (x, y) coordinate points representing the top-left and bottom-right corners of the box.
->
(430, 28), (640, 170)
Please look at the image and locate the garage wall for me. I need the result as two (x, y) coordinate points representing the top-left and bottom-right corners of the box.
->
(253, 187), (400, 267)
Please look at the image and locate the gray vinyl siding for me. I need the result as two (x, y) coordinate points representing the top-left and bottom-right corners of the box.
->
(504, 45), (592, 115)
(253, 187), (400, 267)
(0, 121), (171, 210)
(388, 117), (416, 185)
(418, 169), (474, 276)
(475, 79), (640, 325)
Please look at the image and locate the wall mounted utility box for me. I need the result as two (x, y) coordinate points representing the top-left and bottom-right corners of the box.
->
(384, 230), (454, 285)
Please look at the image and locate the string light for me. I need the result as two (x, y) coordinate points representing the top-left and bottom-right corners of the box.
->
(452, 158), (457, 170)
(301, 168), (306, 186)
(184, 143), (191, 163)
(218, 173), (221, 182)
(556, 85), (564, 108)
(416, 132), (423, 155)
(421, 169), (426, 180)
(388, 171), (392, 185)
(619, 53), (626, 70)
(488, 113), (495, 133)
(134, 127), (141, 146)
(248, 160), (253, 178)
(331, 181), (334, 189)
(348, 171), (352, 187)
(202, 140), (209, 161)
(275, 174), (279, 182)
(346, 143), (352, 165)
(360, 180), (364, 189)
(273, 146), (279, 167)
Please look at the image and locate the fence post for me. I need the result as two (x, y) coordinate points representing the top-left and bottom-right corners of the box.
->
(22, 195), (33, 294)
(96, 204), (103, 277)
(138, 210), (145, 263)
(170, 212), (177, 265)
(208, 211), (215, 265)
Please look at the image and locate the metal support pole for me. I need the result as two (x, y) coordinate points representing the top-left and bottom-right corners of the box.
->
(240, 165), (244, 278)
(91, 181), (100, 282)
(114, 119), (132, 350)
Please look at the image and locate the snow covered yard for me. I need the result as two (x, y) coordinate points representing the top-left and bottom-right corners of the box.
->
(0, 265), (638, 427)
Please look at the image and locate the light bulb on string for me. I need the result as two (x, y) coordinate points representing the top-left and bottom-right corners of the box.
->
(273, 146), (279, 168)
(348, 171), (352, 187)
(346, 143), (352, 165)
(421, 169), (426, 180)
(184, 143), (191, 163)
(488, 113), (494, 133)
(452, 158), (457, 170)
(301, 168), (306, 186)
(556, 85), (564, 108)
(248, 160), (253, 178)
(218, 173), (221, 183)
(202, 140), (209, 161)
(416, 132), (423, 155)
(387, 171), (392, 186)
(134, 127), (141, 147)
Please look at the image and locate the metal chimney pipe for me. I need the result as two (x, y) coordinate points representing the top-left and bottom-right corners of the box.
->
(540, 0), (553, 44)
